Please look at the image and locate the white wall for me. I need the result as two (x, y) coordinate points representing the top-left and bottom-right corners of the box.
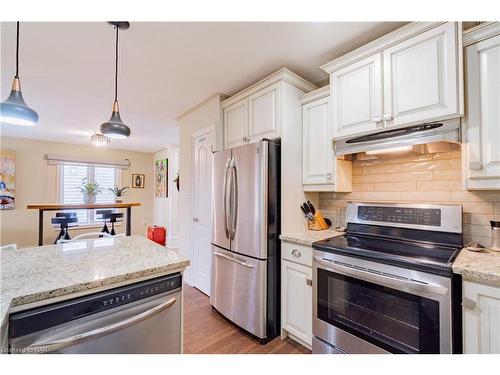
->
(153, 144), (180, 249)
(281, 83), (319, 234)
(176, 94), (224, 284)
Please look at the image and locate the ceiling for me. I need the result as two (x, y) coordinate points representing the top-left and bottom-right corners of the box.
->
(1, 22), (406, 153)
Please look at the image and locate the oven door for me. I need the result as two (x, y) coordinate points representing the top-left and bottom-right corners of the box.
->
(312, 249), (452, 354)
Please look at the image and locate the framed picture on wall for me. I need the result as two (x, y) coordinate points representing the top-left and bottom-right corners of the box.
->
(0, 149), (15, 210)
(132, 174), (145, 188)
(155, 159), (168, 198)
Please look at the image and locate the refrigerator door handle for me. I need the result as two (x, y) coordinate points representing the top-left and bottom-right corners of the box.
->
(229, 159), (238, 240)
(223, 158), (231, 239)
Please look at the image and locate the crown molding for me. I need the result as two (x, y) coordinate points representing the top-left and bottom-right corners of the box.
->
(463, 22), (500, 47)
(221, 67), (316, 108)
(320, 22), (448, 73)
(300, 85), (329, 104)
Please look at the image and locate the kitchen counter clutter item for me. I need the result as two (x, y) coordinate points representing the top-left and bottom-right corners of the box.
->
(452, 248), (500, 286)
(0, 235), (189, 332)
(312, 202), (463, 354)
(280, 230), (344, 247)
(490, 221), (500, 251)
(27, 202), (141, 246)
(300, 201), (331, 230)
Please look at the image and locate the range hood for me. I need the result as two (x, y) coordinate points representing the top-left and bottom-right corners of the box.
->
(334, 119), (461, 156)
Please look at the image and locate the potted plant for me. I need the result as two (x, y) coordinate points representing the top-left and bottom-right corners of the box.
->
(79, 178), (102, 204)
(109, 185), (129, 203)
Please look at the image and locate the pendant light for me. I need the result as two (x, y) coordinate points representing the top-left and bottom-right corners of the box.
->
(100, 22), (131, 139)
(0, 22), (39, 126)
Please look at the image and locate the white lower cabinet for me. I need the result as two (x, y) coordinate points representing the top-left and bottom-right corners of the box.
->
(463, 281), (500, 353)
(281, 259), (312, 348)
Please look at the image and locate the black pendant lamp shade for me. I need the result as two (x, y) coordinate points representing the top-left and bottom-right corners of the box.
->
(100, 22), (131, 139)
(0, 22), (39, 126)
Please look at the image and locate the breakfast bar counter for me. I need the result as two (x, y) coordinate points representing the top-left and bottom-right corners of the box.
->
(27, 202), (142, 245)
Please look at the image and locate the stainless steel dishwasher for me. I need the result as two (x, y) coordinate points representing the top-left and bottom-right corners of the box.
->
(8, 273), (182, 354)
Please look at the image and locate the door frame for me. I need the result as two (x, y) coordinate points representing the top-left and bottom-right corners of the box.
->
(187, 125), (215, 293)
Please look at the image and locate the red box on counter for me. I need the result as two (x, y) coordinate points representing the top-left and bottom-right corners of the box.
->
(148, 225), (166, 246)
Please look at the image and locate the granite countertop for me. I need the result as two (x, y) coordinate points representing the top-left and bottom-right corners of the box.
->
(280, 229), (345, 247)
(0, 235), (190, 327)
(452, 248), (500, 286)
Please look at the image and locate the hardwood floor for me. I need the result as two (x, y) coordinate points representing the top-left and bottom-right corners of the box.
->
(183, 284), (311, 354)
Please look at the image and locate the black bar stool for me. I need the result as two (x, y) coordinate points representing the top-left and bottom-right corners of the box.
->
(96, 209), (113, 234)
(101, 212), (123, 236)
(52, 213), (78, 244)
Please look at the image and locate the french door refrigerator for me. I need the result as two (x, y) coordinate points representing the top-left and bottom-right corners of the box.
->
(210, 139), (280, 343)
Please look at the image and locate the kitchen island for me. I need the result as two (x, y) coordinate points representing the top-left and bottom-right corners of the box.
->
(0, 235), (189, 353)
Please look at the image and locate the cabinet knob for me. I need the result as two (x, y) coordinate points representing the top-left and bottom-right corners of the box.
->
(326, 173), (332, 180)
(193, 217), (199, 222)
(306, 279), (312, 286)
(292, 249), (301, 257)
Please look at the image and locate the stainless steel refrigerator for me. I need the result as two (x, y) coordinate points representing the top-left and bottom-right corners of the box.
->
(210, 140), (280, 343)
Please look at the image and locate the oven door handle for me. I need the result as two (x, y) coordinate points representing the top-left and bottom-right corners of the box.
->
(313, 256), (448, 295)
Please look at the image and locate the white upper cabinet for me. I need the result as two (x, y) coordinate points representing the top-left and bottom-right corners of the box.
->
(303, 95), (332, 185)
(464, 25), (500, 190)
(383, 22), (460, 128)
(301, 86), (352, 192)
(222, 68), (316, 149)
(322, 22), (463, 140)
(223, 100), (248, 149)
(331, 54), (383, 138)
(248, 82), (281, 142)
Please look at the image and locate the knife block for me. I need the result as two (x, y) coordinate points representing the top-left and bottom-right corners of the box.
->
(308, 211), (329, 231)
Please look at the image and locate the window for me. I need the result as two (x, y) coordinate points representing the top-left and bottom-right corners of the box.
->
(60, 164), (120, 224)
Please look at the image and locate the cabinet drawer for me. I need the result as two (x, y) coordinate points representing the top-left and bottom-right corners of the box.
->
(282, 241), (313, 267)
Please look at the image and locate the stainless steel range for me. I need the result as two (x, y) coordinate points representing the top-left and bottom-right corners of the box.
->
(312, 202), (463, 354)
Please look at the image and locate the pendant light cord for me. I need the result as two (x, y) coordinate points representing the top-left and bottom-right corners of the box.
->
(15, 21), (20, 78)
(114, 26), (118, 102)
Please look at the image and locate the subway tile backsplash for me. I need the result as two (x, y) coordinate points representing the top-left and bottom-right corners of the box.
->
(319, 150), (500, 247)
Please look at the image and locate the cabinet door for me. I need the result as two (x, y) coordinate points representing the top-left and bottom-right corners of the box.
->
(248, 82), (281, 142)
(223, 100), (248, 149)
(302, 97), (334, 186)
(463, 281), (500, 354)
(465, 34), (500, 188)
(282, 260), (312, 346)
(331, 53), (383, 139)
(383, 23), (460, 128)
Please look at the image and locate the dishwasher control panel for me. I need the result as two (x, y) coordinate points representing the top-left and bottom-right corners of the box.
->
(9, 273), (182, 339)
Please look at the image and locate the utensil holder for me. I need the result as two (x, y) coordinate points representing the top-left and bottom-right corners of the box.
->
(308, 211), (329, 231)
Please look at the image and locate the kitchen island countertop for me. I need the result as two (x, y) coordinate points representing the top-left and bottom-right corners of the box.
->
(452, 248), (500, 286)
(0, 235), (189, 330)
(280, 229), (345, 247)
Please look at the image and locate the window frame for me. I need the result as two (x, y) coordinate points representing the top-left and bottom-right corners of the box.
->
(58, 164), (121, 226)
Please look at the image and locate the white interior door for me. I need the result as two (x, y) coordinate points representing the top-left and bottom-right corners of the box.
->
(192, 129), (214, 295)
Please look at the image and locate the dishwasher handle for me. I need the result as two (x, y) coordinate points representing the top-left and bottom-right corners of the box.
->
(26, 297), (177, 353)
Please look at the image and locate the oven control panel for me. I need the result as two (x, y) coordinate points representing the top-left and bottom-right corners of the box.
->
(357, 206), (441, 226)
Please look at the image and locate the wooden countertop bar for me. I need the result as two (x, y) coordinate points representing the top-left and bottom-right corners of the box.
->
(27, 202), (141, 210)
(28, 202), (142, 246)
